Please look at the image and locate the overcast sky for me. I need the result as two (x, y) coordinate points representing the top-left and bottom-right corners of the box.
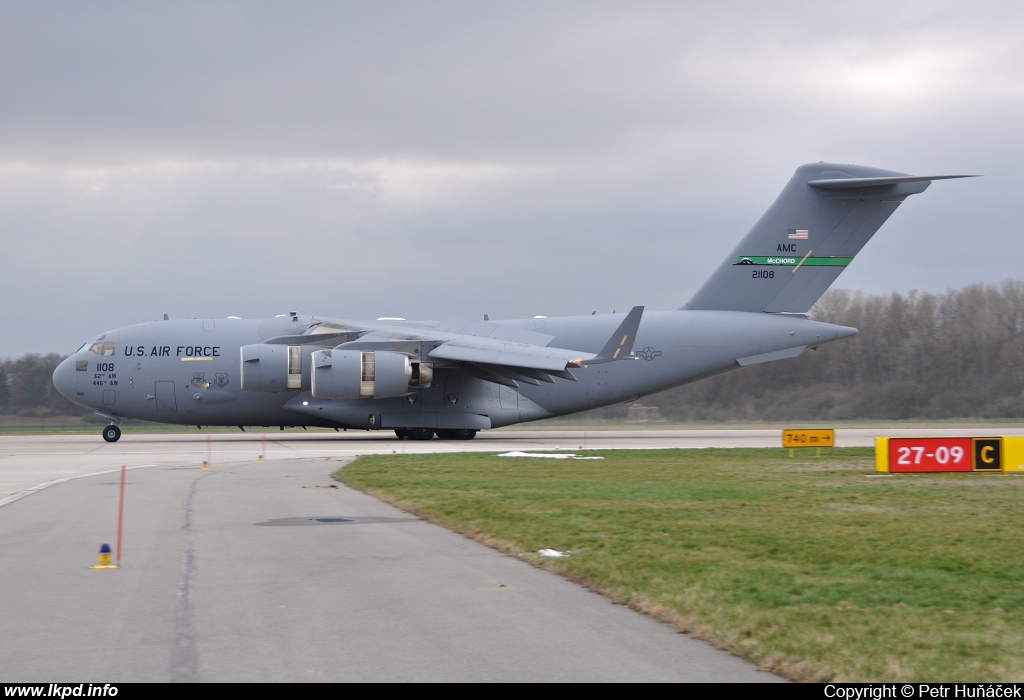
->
(1, 1), (1020, 357)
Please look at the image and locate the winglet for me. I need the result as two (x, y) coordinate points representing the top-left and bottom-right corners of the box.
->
(572, 306), (644, 367)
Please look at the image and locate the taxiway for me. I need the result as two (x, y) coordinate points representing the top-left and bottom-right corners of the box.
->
(2, 427), (1017, 681)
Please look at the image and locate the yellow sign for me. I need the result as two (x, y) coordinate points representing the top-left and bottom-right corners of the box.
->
(1005, 437), (1024, 472)
(783, 429), (835, 448)
(877, 436), (1024, 473)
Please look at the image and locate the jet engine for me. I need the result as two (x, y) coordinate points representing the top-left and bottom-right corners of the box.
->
(312, 349), (428, 400)
(240, 344), (304, 392)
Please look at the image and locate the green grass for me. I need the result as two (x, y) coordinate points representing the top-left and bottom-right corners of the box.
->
(512, 418), (1024, 430)
(334, 448), (1024, 682)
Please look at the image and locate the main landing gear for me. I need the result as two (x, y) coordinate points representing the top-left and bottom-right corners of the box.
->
(437, 429), (478, 440)
(102, 425), (122, 443)
(393, 428), (478, 441)
(393, 428), (435, 440)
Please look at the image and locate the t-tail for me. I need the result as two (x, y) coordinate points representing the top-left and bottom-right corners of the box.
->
(682, 163), (975, 314)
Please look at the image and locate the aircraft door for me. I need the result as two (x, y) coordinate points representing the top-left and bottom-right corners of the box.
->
(155, 381), (177, 411)
(498, 385), (518, 409)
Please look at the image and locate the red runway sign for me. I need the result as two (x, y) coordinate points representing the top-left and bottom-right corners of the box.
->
(888, 438), (974, 472)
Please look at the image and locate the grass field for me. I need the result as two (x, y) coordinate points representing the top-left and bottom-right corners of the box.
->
(334, 448), (1024, 682)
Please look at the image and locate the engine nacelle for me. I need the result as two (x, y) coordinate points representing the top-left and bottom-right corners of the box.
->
(240, 344), (305, 392)
(311, 349), (414, 399)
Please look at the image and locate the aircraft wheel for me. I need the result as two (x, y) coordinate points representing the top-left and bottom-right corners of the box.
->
(102, 425), (121, 443)
(394, 429), (411, 439)
(435, 429), (454, 439)
(409, 428), (435, 440)
(451, 429), (477, 440)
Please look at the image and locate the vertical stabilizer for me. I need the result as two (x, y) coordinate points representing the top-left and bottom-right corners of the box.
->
(683, 163), (971, 314)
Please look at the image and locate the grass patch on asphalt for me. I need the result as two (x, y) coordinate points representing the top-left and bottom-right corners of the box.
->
(334, 448), (1024, 682)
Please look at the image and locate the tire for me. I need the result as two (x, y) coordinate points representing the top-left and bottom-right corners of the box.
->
(394, 429), (411, 439)
(409, 428), (435, 440)
(102, 425), (121, 443)
(436, 429), (476, 440)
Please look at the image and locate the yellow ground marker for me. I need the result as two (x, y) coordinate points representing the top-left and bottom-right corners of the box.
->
(91, 543), (119, 570)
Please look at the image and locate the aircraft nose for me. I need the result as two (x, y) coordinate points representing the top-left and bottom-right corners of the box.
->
(52, 356), (77, 401)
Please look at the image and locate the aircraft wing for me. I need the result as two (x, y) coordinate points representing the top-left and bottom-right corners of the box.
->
(324, 306), (645, 384)
(425, 338), (591, 372)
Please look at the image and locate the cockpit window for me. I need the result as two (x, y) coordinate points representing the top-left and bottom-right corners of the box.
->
(88, 342), (116, 356)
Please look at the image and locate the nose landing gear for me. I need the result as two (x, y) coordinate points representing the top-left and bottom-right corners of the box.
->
(102, 425), (122, 443)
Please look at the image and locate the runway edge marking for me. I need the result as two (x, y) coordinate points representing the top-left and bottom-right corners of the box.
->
(0, 464), (156, 509)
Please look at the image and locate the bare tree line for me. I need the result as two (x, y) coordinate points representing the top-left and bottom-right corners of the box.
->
(3, 281), (1024, 423)
(643, 281), (1024, 421)
(0, 353), (82, 419)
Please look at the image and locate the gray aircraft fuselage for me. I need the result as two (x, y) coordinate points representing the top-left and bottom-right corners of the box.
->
(52, 311), (853, 433)
(52, 162), (969, 441)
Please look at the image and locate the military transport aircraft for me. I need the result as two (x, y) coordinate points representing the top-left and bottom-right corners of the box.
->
(53, 163), (970, 442)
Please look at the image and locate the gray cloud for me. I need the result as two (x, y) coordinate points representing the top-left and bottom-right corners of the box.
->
(0, 1), (1020, 356)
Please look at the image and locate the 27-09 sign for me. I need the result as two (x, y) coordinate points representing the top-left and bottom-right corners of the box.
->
(887, 437), (1002, 472)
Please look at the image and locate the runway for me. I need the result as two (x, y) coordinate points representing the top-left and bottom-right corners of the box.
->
(1, 427), (1018, 682)
(4, 426), (1023, 504)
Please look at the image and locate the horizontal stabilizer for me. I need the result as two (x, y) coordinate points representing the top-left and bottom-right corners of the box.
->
(809, 174), (976, 189)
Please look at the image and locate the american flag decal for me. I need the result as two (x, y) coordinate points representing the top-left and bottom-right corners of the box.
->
(788, 229), (809, 240)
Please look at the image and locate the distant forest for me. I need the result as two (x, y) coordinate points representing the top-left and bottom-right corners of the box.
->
(0, 353), (83, 423)
(630, 281), (1024, 422)
(4, 281), (1024, 424)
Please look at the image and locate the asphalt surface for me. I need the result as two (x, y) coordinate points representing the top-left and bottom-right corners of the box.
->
(8, 425), (1024, 502)
(3, 427), (1017, 682)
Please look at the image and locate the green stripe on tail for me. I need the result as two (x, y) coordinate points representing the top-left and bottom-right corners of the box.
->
(733, 256), (853, 267)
